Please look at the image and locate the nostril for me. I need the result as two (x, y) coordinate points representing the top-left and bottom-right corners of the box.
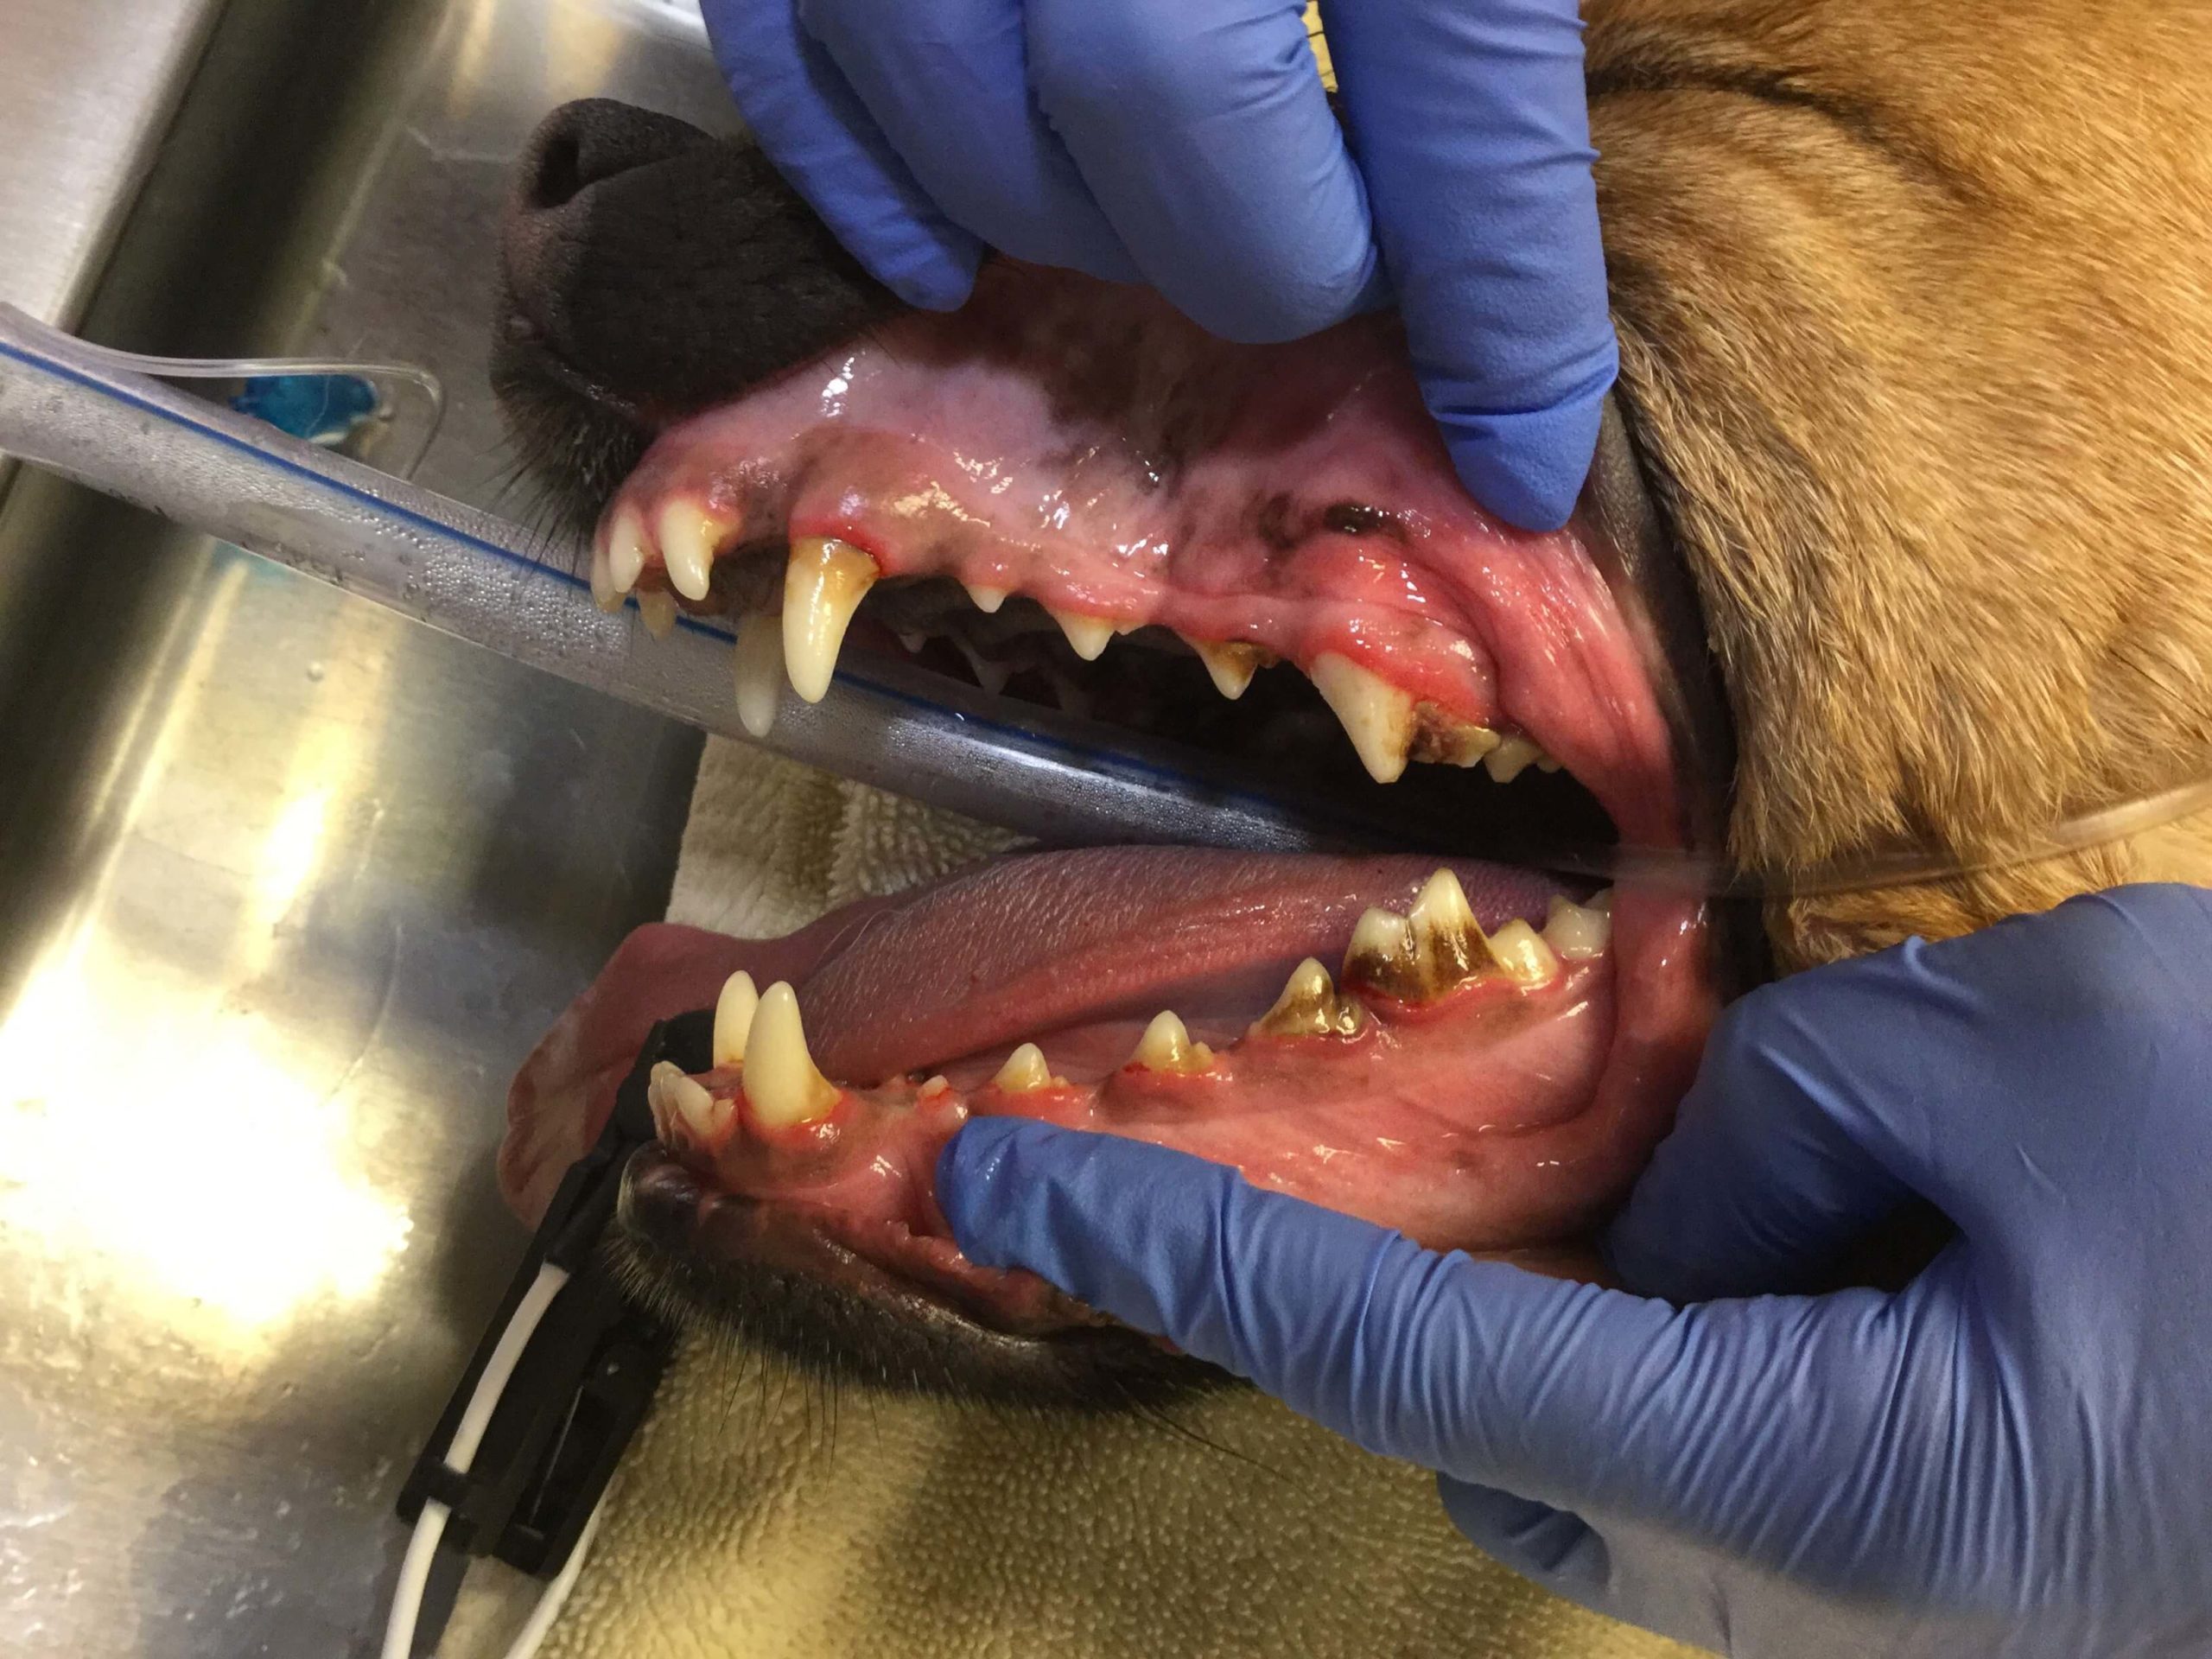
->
(515, 99), (715, 216)
(529, 131), (584, 212)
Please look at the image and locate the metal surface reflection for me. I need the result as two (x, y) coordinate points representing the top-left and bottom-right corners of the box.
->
(0, 0), (728, 1651)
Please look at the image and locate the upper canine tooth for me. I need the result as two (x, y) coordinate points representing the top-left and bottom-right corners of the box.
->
(1128, 1010), (1214, 1074)
(589, 544), (621, 613)
(650, 1060), (731, 1146)
(636, 589), (679, 639)
(712, 970), (760, 1067)
(742, 982), (840, 1128)
(1543, 895), (1611, 960)
(783, 537), (878, 702)
(733, 612), (786, 739)
(606, 505), (648, 596)
(1251, 957), (1366, 1039)
(963, 581), (1008, 614)
(1048, 607), (1115, 662)
(1308, 653), (1414, 785)
(656, 500), (726, 602)
(1483, 734), (1544, 783)
(1189, 639), (1262, 700)
(1485, 918), (1561, 987)
(993, 1042), (1055, 1094)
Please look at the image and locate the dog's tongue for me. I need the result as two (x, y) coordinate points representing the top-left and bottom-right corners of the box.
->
(797, 849), (1574, 1083)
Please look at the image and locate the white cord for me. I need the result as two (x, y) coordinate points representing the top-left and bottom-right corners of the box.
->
(499, 1489), (612, 1659)
(379, 1262), (571, 1659)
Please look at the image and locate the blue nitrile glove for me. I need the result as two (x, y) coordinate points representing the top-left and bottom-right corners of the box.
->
(697, 0), (1613, 532)
(938, 884), (2212, 1657)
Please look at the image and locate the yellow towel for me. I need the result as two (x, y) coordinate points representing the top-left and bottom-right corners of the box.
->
(464, 735), (1694, 1659)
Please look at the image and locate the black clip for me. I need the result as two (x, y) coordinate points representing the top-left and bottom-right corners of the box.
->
(397, 1009), (713, 1588)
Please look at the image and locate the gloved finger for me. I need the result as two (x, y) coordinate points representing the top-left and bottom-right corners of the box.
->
(1325, 0), (1616, 531)
(791, 0), (1140, 281)
(700, 0), (982, 310)
(939, 1118), (1929, 1560)
(1026, 0), (1382, 342)
(1437, 1478), (1612, 1607)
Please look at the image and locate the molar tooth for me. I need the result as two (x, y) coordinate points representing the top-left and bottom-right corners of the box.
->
(1250, 957), (1366, 1039)
(783, 537), (878, 702)
(712, 970), (760, 1068)
(993, 1042), (1055, 1094)
(742, 982), (840, 1128)
(1484, 918), (1561, 987)
(733, 612), (785, 739)
(606, 505), (648, 596)
(1308, 653), (1414, 785)
(1128, 1010), (1214, 1074)
(963, 582), (1008, 614)
(1421, 717), (1501, 768)
(636, 589), (679, 639)
(1190, 639), (1262, 701)
(1483, 734), (1545, 783)
(1048, 607), (1116, 662)
(650, 1060), (731, 1145)
(1543, 896), (1611, 961)
(656, 500), (726, 602)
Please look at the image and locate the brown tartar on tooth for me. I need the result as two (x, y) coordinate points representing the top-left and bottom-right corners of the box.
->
(784, 537), (878, 702)
(1249, 957), (1368, 1039)
(1342, 868), (1561, 1001)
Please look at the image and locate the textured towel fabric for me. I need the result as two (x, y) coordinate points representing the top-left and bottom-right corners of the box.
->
(499, 736), (1690, 1659)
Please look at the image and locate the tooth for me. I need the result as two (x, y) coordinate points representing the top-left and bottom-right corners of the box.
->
(783, 537), (878, 702)
(1408, 868), (1484, 984)
(1484, 918), (1561, 987)
(1483, 734), (1544, 783)
(742, 981), (840, 1128)
(993, 1042), (1054, 1094)
(1048, 669), (1093, 719)
(1250, 957), (1365, 1039)
(636, 589), (679, 639)
(917, 1075), (951, 1100)
(1048, 607), (1115, 662)
(1587, 887), (1614, 914)
(1419, 718), (1501, 768)
(1408, 868), (1478, 938)
(1543, 896), (1611, 961)
(1128, 1010), (1214, 1074)
(733, 612), (785, 739)
(951, 636), (1010, 696)
(1308, 653), (1414, 785)
(896, 629), (927, 653)
(963, 582), (1008, 614)
(656, 500), (725, 602)
(712, 970), (760, 1068)
(650, 1060), (731, 1145)
(1190, 639), (1261, 700)
(589, 544), (621, 613)
(606, 505), (648, 596)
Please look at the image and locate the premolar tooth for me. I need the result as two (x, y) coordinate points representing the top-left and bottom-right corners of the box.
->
(1128, 1010), (1214, 1074)
(952, 636), (1010, 696)
(1408, 867), (1482, 983)
(1587, 887), (1614, 913)
(1483, 734), (1545, 783)
(1418, 717), (1501, 768)
(783, 537), (878, 702)
(636, 589), (679, 639)
(993, 1042), (1055, 1094)
(1543, 896), (1611, 960)
(1485, 918), (1561, 987)
(733, 612), (785, 739)
(1250, 957), (1366, 1039)
(1048, 607), (1115, 662)
(606, 505), (647, 596)
(742, 982), (840, 1128)
(1308, 653), (1414, 785)
(1344, 906), (1416, 994)
(712, 970), (760, 1067)
(649, 1060), (731, 1146)
(963, 581), (1008, 614)
(1190, 639), (1262, 700)
(656, 500), (725, 602)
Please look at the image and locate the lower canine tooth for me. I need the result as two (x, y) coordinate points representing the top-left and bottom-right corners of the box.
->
(784, 537), (878, 702)
(657, 500), (726, 602)
(712, 970), (760, 1067)
(743, 982), (840, 1128)
(650, 1060), (731, 1145)
(636, 589), (679, 639)
(1543, 896), (1611, 960)
(606, 505), (647, 596)
(1190, 639), (1262, 700)
(993, 1042), (1055, 1094)
(1128, 1010), (1213, 1074)
(1048, 607), (1116, 662)
(733, 613), (785, 738)
(1483, 734), (1544, 783)
(1485, 918), (1561, 986)
(1308, 653), (1414, 785)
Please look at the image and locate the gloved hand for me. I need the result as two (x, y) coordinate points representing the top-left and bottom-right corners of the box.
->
(696, 0), (1613, 532)
(939, 885), (2212, 1657)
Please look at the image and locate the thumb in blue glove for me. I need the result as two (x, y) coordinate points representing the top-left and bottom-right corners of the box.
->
(698, 0), (1613, 532)
(938, 884), (2212, 1657)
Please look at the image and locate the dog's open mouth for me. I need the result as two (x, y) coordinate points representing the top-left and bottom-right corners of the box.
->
(499, 257), (1724, 1385)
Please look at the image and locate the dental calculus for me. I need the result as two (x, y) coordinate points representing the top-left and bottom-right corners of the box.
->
(1343, 868), (1609, 1003)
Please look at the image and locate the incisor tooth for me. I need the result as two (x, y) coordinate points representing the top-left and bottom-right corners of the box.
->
(636, 588), (679, 639)
(1128, 1010), (1214, 1074)
(1485, 918), (1561, 986)
(1543, 896), (1611, 960)
(657, 499), (724, 602)
(1048, 607), (1115, 662)
(606, 505), (648, 596)
(1190, 639), (1262, 700)
(993, 1042), (1055, 1093)
(712, 970), (760, 1068)
(783, 537), (878, 702)
(1250, 957), (1365, 1039)
(743, 982), (840, 1128)
(963, 581), (1008, 614)
(733, 612), (785, 739)
(1308, 653), (1414, 784)
(1483, 734), (1545, 783)
(650, 1060), (731, 1145)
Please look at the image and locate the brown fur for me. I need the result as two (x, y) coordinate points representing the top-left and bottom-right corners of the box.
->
(1586, 0), (2212, 968)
